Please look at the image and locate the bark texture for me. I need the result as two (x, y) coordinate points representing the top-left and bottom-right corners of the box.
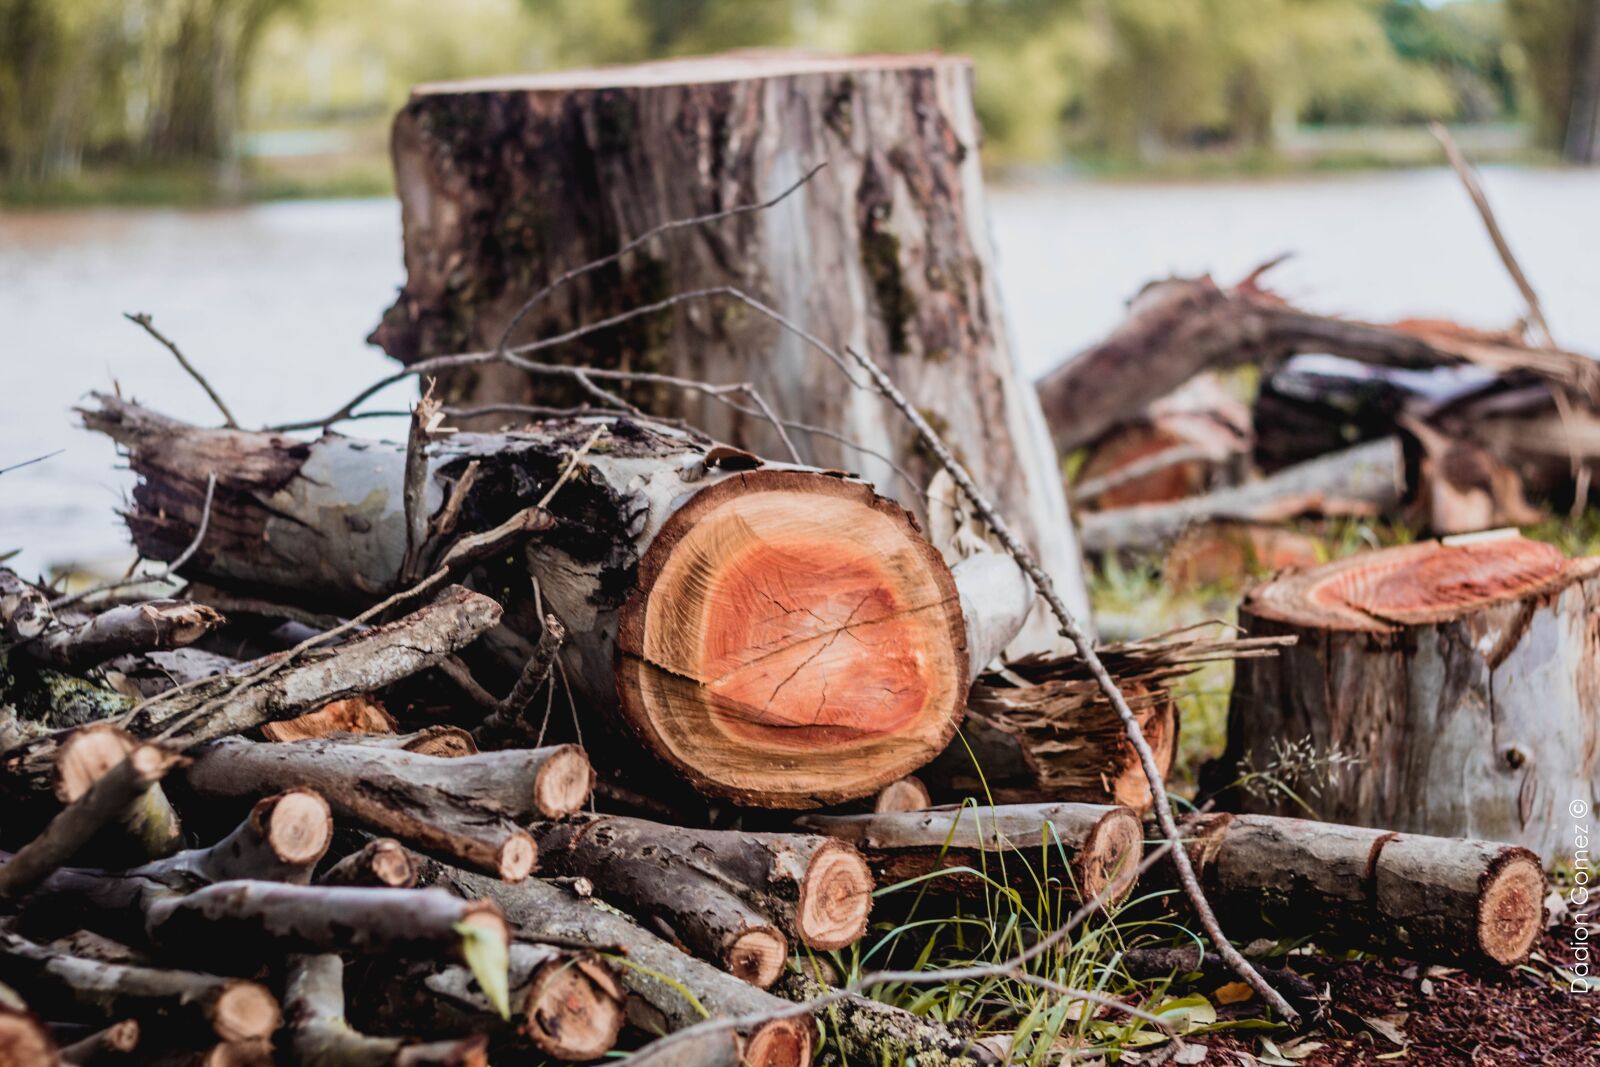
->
(1210, 534), (1600, 863)
(374, 53), (1092, 653)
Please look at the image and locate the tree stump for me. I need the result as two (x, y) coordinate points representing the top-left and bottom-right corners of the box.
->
(371, 51), (1091, 652)
(1211, 533), (1600, 863)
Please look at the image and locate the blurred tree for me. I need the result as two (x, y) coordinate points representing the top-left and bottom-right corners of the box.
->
(1507, 0), (1600, 160)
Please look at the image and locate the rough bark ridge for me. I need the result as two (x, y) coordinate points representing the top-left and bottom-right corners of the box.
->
(372, 52), (1091, 653)
(85, 397), (1032, 808)
(1209, 534), (1600, 864)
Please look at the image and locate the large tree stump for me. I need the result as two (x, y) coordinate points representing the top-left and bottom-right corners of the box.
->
(1210, 533), (1600, 863)
(85, 398), (1033, 808)
(370, 52), (1091, 652)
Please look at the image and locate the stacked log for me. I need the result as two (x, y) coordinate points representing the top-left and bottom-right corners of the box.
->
(1209, 532), (1600, 864)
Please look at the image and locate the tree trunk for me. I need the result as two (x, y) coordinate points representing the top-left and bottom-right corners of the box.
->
(433, 870), (813, 1067)
(1142, 813), (1547, 967)
(371, 52), (1091, 653)
(795, 802), (1142, 905)
(85, 398), (1033, 809)
(1209, 533), (1600, 864)
(530, 814), (872, 987)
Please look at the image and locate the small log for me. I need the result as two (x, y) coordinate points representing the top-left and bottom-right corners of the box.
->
(131, 790), (333, 887)
(773, 971), (997, 1066)
(143, 883), (510, 971)
(0, 932), (279, 1043)
(86, 399), (1034, 808)
(58, 1019), (139, 1065)
(183, 739), (590, 880)
(51, 725), (184, 864)
(354, 941), (625, 1060)
(0, 743), (186, 898)
(26, 601), (224, 672)
(531, 815), (873, 986)
(1211, 533), (1600, 862)
(258, 698), (397, 744)
(327, 727), (478, 758)
(317, 839), (418, 889)
(1079, 437), (1406, 553)
(873, 777), (932, 813)
(796, 802), (1142, 905)
(283, 954), (487, 1067)
(434, 871), (813, 1067)
(3, 587), (502, 792)
(1145, 813), (1547, 967)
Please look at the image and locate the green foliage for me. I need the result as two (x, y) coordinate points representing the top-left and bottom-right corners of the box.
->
(1505, 0), (1600, 151)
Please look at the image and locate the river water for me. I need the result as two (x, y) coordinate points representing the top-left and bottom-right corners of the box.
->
(3, 166), (1598, 578)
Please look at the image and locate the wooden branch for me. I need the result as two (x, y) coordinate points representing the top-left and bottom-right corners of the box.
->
(3, 587), (502, 794)
(325, 727), (478, 758)
(353, 941), (625, 1060)
(872, 776), (932, 813)
(1079, 437), (1405, 553)
(0, 742), (186, 898)
(59, 1019), (140, 1065)
(283, 954), (487, 1067)
(474, 615), (564, 745)
(433, 870), (813, 1067)
(317, 839), (419, 889)
(258, 697), (397, 743)
(796, 802), (1142, 905)
(531, 815), (873, 986)
(131, 790), (333, 886)
(1144, 813), (1547, 967)
(28, 601), (224, 671)
(52, 724), (184, 863)
(0, 932), (279, 1043)
(183, 739), (590, 880)
(773, 971), (996, 1066)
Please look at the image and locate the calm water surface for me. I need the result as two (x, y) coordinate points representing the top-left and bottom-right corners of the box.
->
(3, 167), (1598, 577)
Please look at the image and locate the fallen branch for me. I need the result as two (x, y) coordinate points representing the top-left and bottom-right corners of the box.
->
(25, 601), (224, 672)
(317, 838), (418, 889)
(283, 953), (487, 1067)
(52, 723), (185, 862)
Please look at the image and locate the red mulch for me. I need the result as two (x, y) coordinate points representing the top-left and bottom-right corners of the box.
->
(1184, 923), (1598, 1065)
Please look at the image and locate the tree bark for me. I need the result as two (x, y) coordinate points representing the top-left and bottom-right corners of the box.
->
(530, 814), (873, 987)
(373, 53), (1092, 653)
(47, 724), (185, 865)
(58, 1018), (140, 1065)
(773, 971), (996, 1066)
(432, 870), (813, 1067)
(21, 600), (224, 673)
(129, 790), (333, 887)
(0, 932), (279, 1043)
(283, 954), (488, 1067)
(1143, 813), (1547, 967)
(183, 739), (566, 882)
(795, 802), (1142, 905)
(317, 838), (419, 889)
(352, 941), (625, 1061)
(1209, 533), (1600, 864)
(86, 397), (1033, 808)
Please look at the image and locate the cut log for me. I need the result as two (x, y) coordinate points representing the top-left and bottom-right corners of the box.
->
(283, 954), (488, 1067)
(58, 1019), (140, 1065)
(796, 802), (1142, 904)
(182, 739), (590, 879)
(1142, 813), (1547, 967)
(50, 725), (184, 864)
(317, 838), (419, 889)
(353, 941), (625, 1060)
(258, 697), (397, 744)
(1078, 437), (1406, 554)
(872, 776), (931, 813)
(130, 790), (333, 887)
(1210, 533), (1600, 863)
(530, 815), (872, 986)
(0, 932), (279, 1043)
(86, 398), (1033, 808)
(373, 52), (1092, 654)
(1036, 268), (1600, 457)
(0, 1008), (57, 1067)
(23, 600), (224, 673)
(433, 870), (812, 1067)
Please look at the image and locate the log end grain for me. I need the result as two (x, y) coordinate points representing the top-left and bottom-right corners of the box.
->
(53, 723), (135, 802)
(495, 834), (537, 884)
(1080, 806), (1143, 905)
(531, 745), (595, 819)
(617, 472), (969, 808)
(211, 982), (282, 1043)
(260, 697), (397, 743)
(326, 838), (419, 889)
(741, 1016), (814, 1067)
(724, 926), (788, 989)
(522, 955), (625, 1060)
(796, 841), (874, 951)
(253, 790), (334, 867)
(400, 727), (479, 758)
(1475, 848), (1547, 965)
(0, 1010), (56, 1067)
(873, 777), (932, 814)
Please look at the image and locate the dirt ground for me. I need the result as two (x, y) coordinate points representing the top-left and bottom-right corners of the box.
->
(1186, 922), (1598, 1065)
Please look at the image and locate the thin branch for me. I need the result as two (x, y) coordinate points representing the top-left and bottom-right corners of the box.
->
(48, 473), (217, 611)
(0, 449), (64, 476)
(124, 313), (239, 428)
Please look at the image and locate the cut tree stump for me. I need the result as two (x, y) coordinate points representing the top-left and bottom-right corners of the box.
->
(371, 51), (1091, 653)
(1209, 533), (1600, 863)
(86, 399), (1035, 808)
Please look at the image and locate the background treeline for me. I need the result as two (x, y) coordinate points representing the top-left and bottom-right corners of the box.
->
(3, 0), (1598, 191)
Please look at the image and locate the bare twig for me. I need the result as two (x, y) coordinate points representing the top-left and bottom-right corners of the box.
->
(0, 449), (64, 476)
(124, 313), (239, 428)
(48, 473), (217, 611)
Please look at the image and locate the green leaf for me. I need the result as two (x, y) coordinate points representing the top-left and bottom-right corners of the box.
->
(456, 921), (511, 1020)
